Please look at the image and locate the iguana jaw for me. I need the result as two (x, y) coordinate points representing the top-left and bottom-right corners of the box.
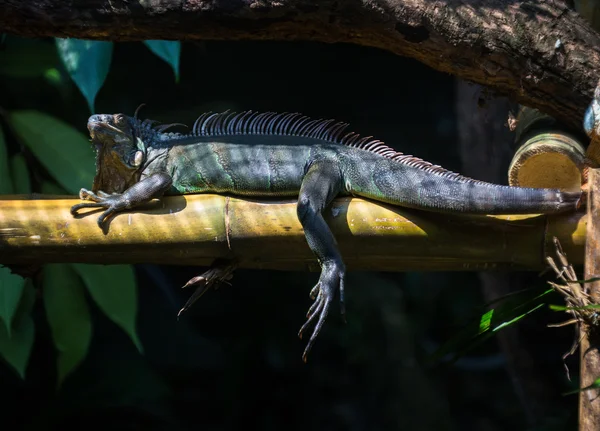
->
(87, 114), (142, 194)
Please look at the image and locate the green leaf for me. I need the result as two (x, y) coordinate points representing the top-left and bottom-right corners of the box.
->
(55, 38), (113, 112)
(429, 286), (554, 364)
(0, 316), (34, 379)
(0, 126), (14, 194)
(579, 277), (600, 284)
(43, 68), (63, 86)
(9, 154), (31, 194)
(491, 303), (545, 332)
(0, 267), (25, 337)
(0, 282), (35, 379)
(43, 264), (92, 386)
(0, 37), (60, 78)
(478, 309), (494, 334)
(9, 110), (94, 194)
(564, 376), (600, 395)
(71, 264), (143, 353)
(144, 40), (180, 82)
(550, 303), (600, 311)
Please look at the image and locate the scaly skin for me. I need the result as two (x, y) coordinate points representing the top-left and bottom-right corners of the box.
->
(71, 110), (584, 361)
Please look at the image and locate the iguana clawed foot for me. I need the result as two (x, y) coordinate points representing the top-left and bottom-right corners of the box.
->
(177, 260), (238, 317)
(70, 188), (127, 228)
(298, 261), (346, 363)
(70, 173), (173, 229)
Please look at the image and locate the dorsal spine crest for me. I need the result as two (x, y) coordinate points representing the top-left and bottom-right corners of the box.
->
(142, 110), (486, 185)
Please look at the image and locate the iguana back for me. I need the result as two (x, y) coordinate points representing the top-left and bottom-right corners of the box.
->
(134, 111), (582, 214)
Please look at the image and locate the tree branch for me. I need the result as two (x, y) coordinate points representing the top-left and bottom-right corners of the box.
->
(0, 195), (587, 270)
(2, 0), (599, 130)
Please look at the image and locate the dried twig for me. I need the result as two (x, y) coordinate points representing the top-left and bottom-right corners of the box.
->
(546, 237), (600, 379)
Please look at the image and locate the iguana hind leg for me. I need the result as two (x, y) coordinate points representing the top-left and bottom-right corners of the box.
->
(296, 160), (346, 362)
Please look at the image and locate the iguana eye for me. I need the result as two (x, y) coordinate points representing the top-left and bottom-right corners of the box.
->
(114, 114), (127, 127)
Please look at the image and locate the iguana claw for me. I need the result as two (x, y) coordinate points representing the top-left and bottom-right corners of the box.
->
(177, 260), (238, 317)
(70, 188), (123, 228)
(297, 261), (345, 363)
(70, 173), (173, 229)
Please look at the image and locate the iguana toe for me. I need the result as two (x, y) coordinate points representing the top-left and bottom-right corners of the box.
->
(298, 261), (345, 362)
(177, 260), (237, 317)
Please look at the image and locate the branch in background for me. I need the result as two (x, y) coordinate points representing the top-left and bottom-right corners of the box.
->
(1, 0), (599, 130)
(0, 194), (587, 269)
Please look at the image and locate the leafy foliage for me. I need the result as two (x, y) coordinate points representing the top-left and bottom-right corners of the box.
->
(10, 110), (95, 194)
(564, 376), (600, 395)
(429, 285), (555, 364)
(72, 264), (143, 353)
(0, 35), (180, 382)
(0, 267), (26, 336)
(0, 126), (13, 194)
(55, 39), (113, 113)
(0, 281), (35, 378)
(144, 41), (181, 82)
(0, 37), (60, 78)
(9, 153), (31, 195)
(53, 38), (181, 112)
(44, 264), (92, 386)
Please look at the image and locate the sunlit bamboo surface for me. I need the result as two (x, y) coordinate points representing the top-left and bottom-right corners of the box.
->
(0, 194), (587, 271)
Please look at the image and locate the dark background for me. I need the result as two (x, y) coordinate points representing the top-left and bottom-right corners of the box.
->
(0, 39), (579, 430)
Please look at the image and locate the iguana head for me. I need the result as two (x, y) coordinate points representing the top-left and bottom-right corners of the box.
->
(87, 113), (146, 193)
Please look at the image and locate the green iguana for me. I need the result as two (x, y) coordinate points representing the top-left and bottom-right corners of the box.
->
(71, 108), (584, 361)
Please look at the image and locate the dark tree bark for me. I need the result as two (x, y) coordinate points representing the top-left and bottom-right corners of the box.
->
(1, 0), (600, 130)
(581, 168), (600, 431)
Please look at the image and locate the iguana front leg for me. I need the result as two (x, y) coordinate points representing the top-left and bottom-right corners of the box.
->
(70, 172), (173, 228)
(296, 160), (346, 362)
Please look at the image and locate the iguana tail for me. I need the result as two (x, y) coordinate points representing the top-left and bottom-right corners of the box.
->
(345, 152), (583, 215)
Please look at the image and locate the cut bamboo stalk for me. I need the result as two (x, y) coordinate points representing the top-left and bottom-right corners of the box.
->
(509, 107), (587, 192)
(0, 194), (587, 271)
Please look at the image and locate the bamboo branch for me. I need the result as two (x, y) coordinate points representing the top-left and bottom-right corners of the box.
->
(0, 194), (587, 270)
(1, 0), (599, 130)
